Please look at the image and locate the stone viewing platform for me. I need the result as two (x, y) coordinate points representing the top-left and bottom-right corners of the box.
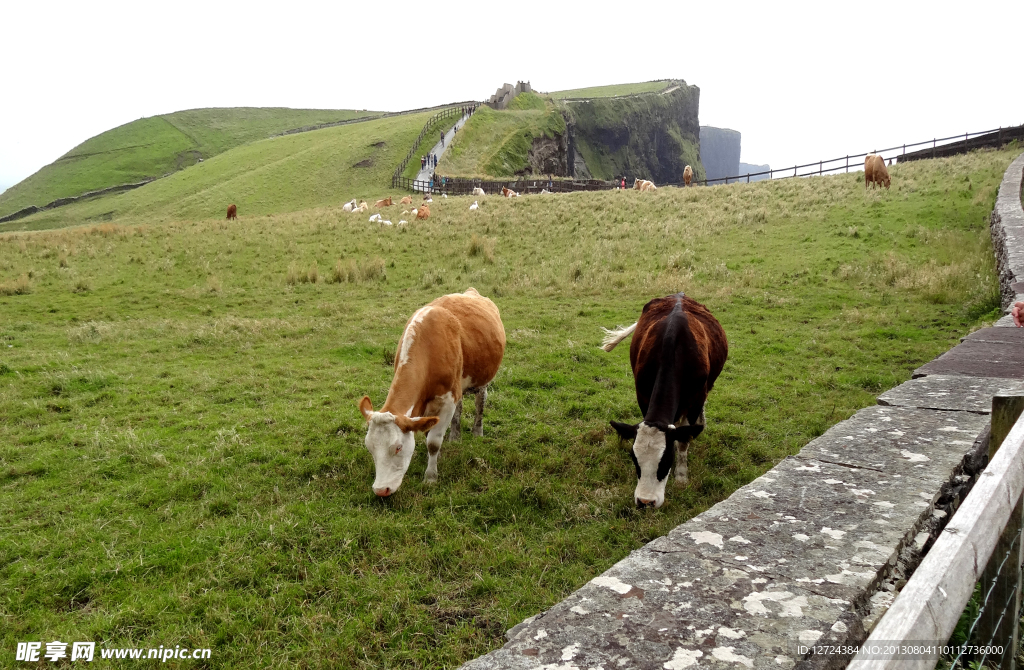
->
(459, 153), (1024, 670)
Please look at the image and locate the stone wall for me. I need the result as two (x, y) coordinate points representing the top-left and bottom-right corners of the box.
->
(458, 153), (1024, 669)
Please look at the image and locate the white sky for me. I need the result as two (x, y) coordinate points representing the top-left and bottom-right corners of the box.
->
(1, 0), (1022, 190)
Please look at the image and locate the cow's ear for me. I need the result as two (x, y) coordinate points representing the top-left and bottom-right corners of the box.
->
(610, 420), (639, 441)
(359, 396), (374, 421)
(395, 415), (440, 433)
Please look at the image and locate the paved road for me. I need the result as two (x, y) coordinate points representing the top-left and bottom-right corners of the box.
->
(413, 113), (470, 191)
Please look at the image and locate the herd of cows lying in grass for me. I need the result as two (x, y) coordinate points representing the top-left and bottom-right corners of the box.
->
(216, 154), (895, 509)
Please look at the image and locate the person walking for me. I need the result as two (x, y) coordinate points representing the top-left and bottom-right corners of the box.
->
(421, 156), (426, 170)
(440, 130), (444, 146)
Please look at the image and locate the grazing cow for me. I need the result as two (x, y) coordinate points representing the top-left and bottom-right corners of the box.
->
(601, 292), (728, 508)
(472, 187), (486, 197)
(864, 154), (891, 190)
(633, 178), (657, 192)
(501, 186), (519, 198)
(400, 196), (413, 205)
(226, 204), (237, 220)
(416, 204), (430, 219)
(683, 165), (693, 187)
(359, 288), (506, 495)
(374, 197), (393, 208)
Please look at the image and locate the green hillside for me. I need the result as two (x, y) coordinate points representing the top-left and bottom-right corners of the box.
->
(548, 80), (674, 99)
(437, 94), (567, 179)
(2, 111), (436, 231)
(0, 107), (379, 219)
(0, 148), (1015, 667)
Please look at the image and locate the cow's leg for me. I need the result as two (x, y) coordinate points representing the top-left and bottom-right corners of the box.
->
(472, 386), (488, 437)
(449, 398), (463, 442)
(424, 396), (457, 483)
(674, 440), (690, 485)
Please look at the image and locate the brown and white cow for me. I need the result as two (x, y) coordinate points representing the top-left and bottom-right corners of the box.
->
(683, 165), (693, 187)
(374, 197), (393, 207)
(633, 178), (657, 192)
(864, 154), (891, 190)
(501, 186), (519, 198)
(400, 196), (413, 205)
(359, 288), (505, 496)
(601, 292), (728, 508)
(416, 204), (430, 219)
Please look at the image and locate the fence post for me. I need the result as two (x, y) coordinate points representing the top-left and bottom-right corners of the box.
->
(747, 173), (750, 183)
(932, 138), (936, 159)
(903, 144), (906, 160)
(846, 155), (849, 173)
(981, 394), (1024, 670)
(819, 160), (822, 176)
(793, 165), (797, 177)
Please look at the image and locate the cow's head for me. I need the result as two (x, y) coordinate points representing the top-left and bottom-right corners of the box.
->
(883, 174), (891, 190)
(359, 396), (438, 497)
(611, 420), (700, 508)
(633, 178), (641, 190)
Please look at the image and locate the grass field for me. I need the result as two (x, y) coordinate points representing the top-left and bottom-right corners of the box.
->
(1, 112), (439, 232)
(437, 97), (566, 179)
(0, 147), (1017, 667)
(547, 80), (675, 99)
(0, 108), (380, 219)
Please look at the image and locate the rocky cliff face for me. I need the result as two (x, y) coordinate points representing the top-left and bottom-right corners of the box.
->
(521, 132), (569, 177)
(699, 126), (741, 183)
(563, 82), (704, 184)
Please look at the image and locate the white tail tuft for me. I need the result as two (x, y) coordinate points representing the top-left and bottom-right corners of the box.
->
(600, 322), (638, 352)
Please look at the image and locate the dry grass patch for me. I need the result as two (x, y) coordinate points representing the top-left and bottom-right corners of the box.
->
(0, 273), (31, 295)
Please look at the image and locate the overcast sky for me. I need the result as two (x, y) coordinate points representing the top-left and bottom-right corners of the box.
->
(1, 0), (1021, 192)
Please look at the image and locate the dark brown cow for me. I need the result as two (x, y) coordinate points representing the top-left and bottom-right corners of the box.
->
(226, 204), (237, 220)
(601, 292), (728, 508)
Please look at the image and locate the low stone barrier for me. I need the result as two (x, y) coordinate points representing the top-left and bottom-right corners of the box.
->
(459, 153), (1024, 670)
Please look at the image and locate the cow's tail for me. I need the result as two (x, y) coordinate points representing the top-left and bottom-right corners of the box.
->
(600, 322), (637, 352)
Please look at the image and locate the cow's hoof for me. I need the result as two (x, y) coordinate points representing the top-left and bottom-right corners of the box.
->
(424, 472), (438, 484)
(472, 427), (484, 437)
(675, 475), (689, 486)
(448, 433), (461, 443)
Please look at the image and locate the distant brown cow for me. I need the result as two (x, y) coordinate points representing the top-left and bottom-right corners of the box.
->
(226, 204), (237, 220)
(683, 165), (693, 187)
(864, 154), (891, 190)
(400, 196), (413, 205)
(374, 197), (393, 208)
(417, 204), (430, 220)
(501, 186), (519, 198)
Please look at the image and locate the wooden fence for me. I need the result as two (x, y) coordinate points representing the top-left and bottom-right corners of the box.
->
(697, 124), (1024, 187)
(391, 124), (1024, 196)
(392, 174), (616, 196)
(391, 106), (477, 187)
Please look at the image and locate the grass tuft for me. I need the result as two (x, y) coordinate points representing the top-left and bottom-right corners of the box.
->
(0, 273), (31, 295)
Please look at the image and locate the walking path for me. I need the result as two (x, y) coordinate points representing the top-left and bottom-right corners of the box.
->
(459, 152), (1024, 670)
(413, 113), (470, 191)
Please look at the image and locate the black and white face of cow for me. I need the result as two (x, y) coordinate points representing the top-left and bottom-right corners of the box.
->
(611, 420), (698, 508)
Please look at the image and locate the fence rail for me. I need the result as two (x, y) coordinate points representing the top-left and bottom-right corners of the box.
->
(698, 124), (1024, 187)
(849, 394), (1024, 670)
(392, 123), (1022, 195)
(391, 106), (477, 187)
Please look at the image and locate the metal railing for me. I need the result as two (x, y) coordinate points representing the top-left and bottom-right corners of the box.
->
(391, 106), (478, 187)
(697, 124), (1024, 187)
(850, 395), (1024, 670)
